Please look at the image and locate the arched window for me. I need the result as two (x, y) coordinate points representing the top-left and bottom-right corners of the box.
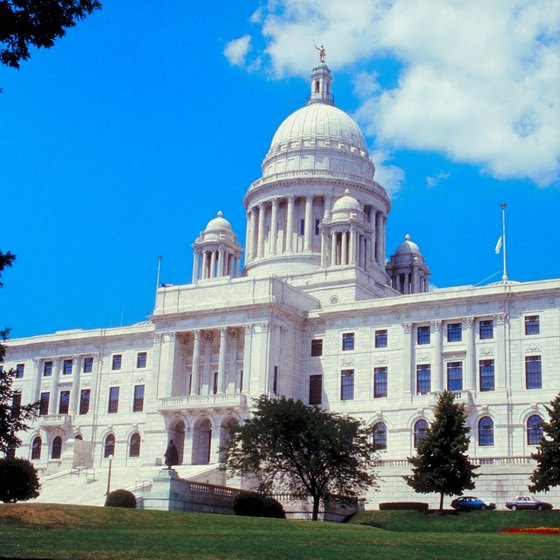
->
(527, 415), (543, 445)
(74, 434), (83, 440)
(478, 417), (494, 446)
(129, 433), (141, 458)
(51, 436), (62, 459)
(414, 419), (428, 448)
(31, 437), (42, 460)
(104, 434), (115, 458)
(372, 422), (387, 450)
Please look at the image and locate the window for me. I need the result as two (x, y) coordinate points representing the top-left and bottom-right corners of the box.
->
(374, 367), (388, 398)
(31, 437), (42, 460)
(300, 218), (305, 235)
(527, 415), (543, 445)
(447, 362), (463, 391)
(414, 419), (428, 448)
(62, 359), (73, 375)
(447, 323), (462, 342)
(129, 433), (141, 457)
(372, 422), (387, 450)
(417, 325), (430, 345)
(416, 364), (431, 395)
(83, 357), (93, 373)
(79, 389), (90, 415)
(478, 417), (494, 446)
(525, 315), (540, 336)
(315, 218), (320, 235)
(112, 354), (122, 371)
(309, 375), (322, 405)
(136, 352), (147, 368)
(479, 319), (494, 339)
(239, 370), (243, 393)
(273, 365), (279, 396)
(525, 356), (542, 389)
(342, 332), (355, 351)
(340, 369), (354, 400)
(133, 385), (144, 412)
(43, 361), (53, 377)
(375, 329), (388, 348)
(213, 372), (219, 395)
(75, 434), (83, 440)
(479, 359), (495, 392)
(311, 339), (323, 357)
(12, 392), (21, 411)
(108, 387), (119, 413)
(59, 390), (70, 414)
(104, 434), (115, 458)
(16, 363), (24, 378)
(39, 392), (50, 416)
(51, 436), (62, 459)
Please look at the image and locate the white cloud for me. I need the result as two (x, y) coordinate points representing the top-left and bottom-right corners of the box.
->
(426, 171), (451, 189)
(224, 35), (252, 67)
(237, 0), (560, 187)
(370, 149), (405, 196)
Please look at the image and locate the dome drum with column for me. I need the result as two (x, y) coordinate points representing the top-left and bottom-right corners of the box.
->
(386, 234), (431, 294)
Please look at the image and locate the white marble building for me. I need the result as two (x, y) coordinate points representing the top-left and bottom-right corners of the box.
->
(4, 60), (560, 508)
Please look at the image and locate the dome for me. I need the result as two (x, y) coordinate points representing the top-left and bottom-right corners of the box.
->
(332, 189), (362, 212)
(204, 211), (232, 233)
(395, 234), (421, 256)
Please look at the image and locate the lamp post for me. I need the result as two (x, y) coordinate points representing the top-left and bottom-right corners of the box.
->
(105, 454), (114, 496)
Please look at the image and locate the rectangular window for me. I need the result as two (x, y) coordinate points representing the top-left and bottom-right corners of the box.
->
(43, 361), (53, 377)
(59, 390), (70, 414)
(136, 352), (147, 368)
(416, 364), (431, 395)
(525, 315), (540, 336)
(273, 365), (278, 396)
(374, 367), (388, 398)
(447, 323), (462, 342)
(417, 325), (431, 345)
(311, 339), (323, 357)
(479, 319), (494, 339)
(112, 354), (122, 371)
(213, 372), (219, 395)
(83, 357), (93, 373)
(447, 361), (463, 391)
(133, 385), (144, 412)
(108, 387), (119, 413)
(342, 332), (355, 351)
(62, 359), (73, 375)
(79, 389), (90, 415)
(239, 369), (243, 393)
(15, 363), (24, 378)
(315, 218), (320, 235)
(39, 392), (50, 416)
(375, 329), (388, 348)
(525, 356), (542, 389)
(479, 359), (495, 391)
(300, 218), (305, 235)
(12, 392), (21, 411)
(309, 375), (322, 405)
(340, 369), (354, 401)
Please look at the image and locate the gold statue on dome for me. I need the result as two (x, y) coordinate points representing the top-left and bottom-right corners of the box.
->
(314, 42), (326, 63)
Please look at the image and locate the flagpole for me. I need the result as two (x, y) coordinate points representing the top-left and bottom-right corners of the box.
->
(501, 203), (508, 284)
(155, 255), (163, 306)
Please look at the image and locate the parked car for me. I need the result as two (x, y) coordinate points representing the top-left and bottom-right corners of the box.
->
(451, 496), (497, 511)
(505, 496), (553, 511)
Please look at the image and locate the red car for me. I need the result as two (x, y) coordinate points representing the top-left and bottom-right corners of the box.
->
(505, 496), (553, 511)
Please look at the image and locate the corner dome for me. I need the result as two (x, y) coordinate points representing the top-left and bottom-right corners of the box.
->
(332, 189), (362, 212)
(395, 234), (421, 256)
(205, 211), (232, 233)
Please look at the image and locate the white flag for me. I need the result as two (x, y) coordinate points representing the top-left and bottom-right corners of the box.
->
(495, 236), (502, 254)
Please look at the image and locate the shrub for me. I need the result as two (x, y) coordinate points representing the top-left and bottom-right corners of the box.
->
(233, 491), (285, 518)
(379, 502), (429, 512)
(0, 457), (40, 503)
(105, 489), (137, 508)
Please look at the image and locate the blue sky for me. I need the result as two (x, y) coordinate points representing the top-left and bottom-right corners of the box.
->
(1, 1), (559, 339)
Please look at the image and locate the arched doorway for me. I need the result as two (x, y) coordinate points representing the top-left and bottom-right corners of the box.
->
(192, 417), (212, 465)
(51, 436), (62, 459)
(219, 417), (238, 462)
(168, 420), (185, 465)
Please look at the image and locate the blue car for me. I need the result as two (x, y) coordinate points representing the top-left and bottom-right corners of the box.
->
(451, 496), (496, 511)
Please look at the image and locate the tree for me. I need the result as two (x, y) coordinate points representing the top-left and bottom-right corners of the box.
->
(221, 395), (378, 521)
(0, 251), (40, 454)
(0, 1), (101, 69)
(529, 394), (560, 493)
(0, 457), (40, 502)
(405, 391), (479, 511)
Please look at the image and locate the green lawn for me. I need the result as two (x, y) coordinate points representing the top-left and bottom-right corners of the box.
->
(0, 504), (559, 560)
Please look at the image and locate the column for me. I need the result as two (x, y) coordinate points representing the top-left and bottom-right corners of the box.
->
(320, 230), (327, 267)
(210, 250), (216, 278)
(218, 248), (224, 277)
(192, 251), (199, 283)
(431, 321), (442, 391)
(201, 251), (208, 279)
(244, 211), (251, 263)
(242, 324), (254, 393)
(70, 356), (81, 415)
(202, 332), (213, 395)
(381, 214), (386, 265)
(163, 332), (177, 398)
(217, 328), (227, 393)
(50, 359), (60, 414)
(228, 329), (240, 393)
(246, 208), (255, 263)
(349, 227), (357, 265)
(330, 233), (337, 266)
(496, 314), (506, 389)
(323, 195), (332, 219)
(257, 203), (266, 258)
(285, 196), (295, 253)
(304, 195), (313, 251)
(270, 199), (278, 255)
(341, 231), (348, 265)
(32, 359), (41, 401)
(402, 323), (413, 394)
(464, 317), (475, 391)
(190, 330), (201, 395)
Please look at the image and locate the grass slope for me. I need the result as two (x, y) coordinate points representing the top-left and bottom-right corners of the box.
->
(0, 504), (559, 560)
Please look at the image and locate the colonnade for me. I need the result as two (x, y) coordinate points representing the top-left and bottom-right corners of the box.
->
(391, 272), (429, 294)
(192, 248), (242, 282)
